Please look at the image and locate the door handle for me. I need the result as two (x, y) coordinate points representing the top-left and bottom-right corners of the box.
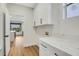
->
(41, 44), (47, 48)
(4, 35), (9, 37)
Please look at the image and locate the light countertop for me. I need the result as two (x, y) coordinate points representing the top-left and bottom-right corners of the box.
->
(39, 36), (79, 56)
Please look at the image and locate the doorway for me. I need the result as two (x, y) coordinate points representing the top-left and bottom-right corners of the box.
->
(10, 20), (24, 50)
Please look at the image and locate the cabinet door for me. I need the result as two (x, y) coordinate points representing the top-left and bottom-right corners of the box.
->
(33, 12), (39, 26)
(39, 41), (50, 56)
(50, 45), (71, 56)
(33, 15), (40, 26)
(39, 3), (51, 25)
(54, 48), (71, 56)
(33, 6), (40, 26)
(40, 43), (50, 56)
(39, 41), (55, 56)
(39, 40), (71, 56)
(35, 3), (45, 25)
(33, 3), (52, 26)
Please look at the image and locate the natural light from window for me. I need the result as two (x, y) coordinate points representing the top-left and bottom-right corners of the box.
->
(67, 3), (79, 18)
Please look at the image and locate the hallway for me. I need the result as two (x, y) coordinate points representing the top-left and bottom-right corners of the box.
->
(8, 36), (39, 56)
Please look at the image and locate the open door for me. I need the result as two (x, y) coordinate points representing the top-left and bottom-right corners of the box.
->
(4, 11), (10, 56)
(0, 12), (5, 56)
(0, 4), (10, 56)
(0, 12), (10, 56)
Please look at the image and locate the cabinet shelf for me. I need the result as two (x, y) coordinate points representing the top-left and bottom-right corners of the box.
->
(33, 24), (53, 28)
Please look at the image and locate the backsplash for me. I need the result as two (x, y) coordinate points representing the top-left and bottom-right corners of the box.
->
(35, 25), (53, 37)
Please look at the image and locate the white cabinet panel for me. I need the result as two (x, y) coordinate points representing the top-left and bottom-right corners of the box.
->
(40, 43), (50, 56)
(39, 40), (71, 56)
(33, 3), (53, 26)
(39, 41), (55, 56)
(53, 47), (71, 56)
(33, 3), (63, 28)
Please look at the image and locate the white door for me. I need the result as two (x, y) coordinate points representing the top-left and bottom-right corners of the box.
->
(4, 12), (10, 56)
(0, 12), (4, 56)
(0, 4), (10, 56)
(0, 12), (10, 56)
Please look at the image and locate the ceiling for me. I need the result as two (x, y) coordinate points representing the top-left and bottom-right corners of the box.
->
(16, 3), (37, 8)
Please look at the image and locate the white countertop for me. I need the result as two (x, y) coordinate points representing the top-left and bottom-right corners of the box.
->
(39, 36), (79, 56)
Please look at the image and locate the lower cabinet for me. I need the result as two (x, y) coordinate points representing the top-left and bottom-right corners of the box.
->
(39, 41), (71, 56)
(39, 41), (54, 56)
(53, 48), (71, 56)
(39, 44), (50, 56)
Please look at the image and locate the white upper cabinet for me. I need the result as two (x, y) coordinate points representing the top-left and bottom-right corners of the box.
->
(33, 3), (63, 27)
(33, 3), (53, 26)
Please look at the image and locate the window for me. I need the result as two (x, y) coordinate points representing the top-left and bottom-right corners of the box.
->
(66, 3), (79, 18)
(10, 23), (22, 32)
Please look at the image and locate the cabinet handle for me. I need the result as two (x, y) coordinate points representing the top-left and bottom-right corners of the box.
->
(40, 18), (42, 24)
(54, 53), (58, 56)
(34, 21), (36, 25)
(41, 44), (47, 48)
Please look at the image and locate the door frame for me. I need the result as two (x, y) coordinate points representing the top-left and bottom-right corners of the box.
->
(3, 12), (6, 56)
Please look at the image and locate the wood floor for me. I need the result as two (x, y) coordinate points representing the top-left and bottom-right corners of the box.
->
(8, 36), (39, 56)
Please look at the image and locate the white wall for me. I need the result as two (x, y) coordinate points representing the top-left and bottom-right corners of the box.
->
(51, 4), (79, 36)
(57, 4), (79, 36)
(51, 4), (62, 36)
(7, 4), (38, 47)
(60, 16), (79, 36)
